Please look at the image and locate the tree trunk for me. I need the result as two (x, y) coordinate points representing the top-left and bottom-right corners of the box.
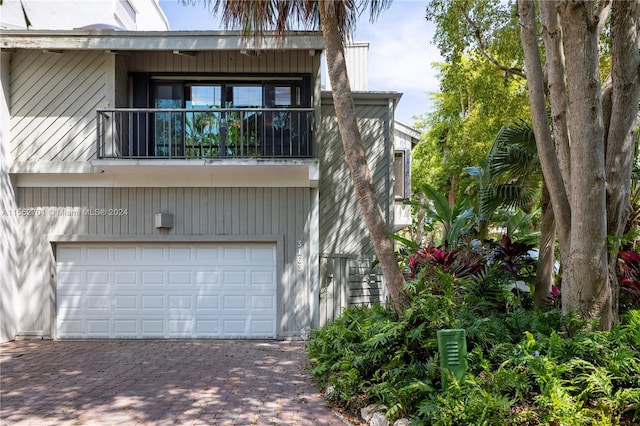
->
(539, 1), (571, 197)
(534, 183), (556, 307)
(518, 0), (639, 329)
(518, 0), (572, 284)
(559, 1), (611, 330)
(415, 192), (427, 246)
(319, 3), (411, 316)
(604, 0), (640, 324)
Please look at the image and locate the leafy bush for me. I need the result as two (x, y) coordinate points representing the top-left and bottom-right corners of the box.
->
(307, 269), (640, 425)
(618, 249), (640, 311)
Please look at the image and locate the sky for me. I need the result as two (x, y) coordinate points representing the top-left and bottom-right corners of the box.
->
(158, 0), (442, 125)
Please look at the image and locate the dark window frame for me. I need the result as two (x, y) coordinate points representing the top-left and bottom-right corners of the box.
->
(129, 73), (313, 158)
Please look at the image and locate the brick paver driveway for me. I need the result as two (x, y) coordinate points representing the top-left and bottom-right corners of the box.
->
(0, 340), (348, 426)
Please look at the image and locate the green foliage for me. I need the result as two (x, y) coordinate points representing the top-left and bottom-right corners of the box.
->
(412, 0), (530, 199)
(405, 183), (476, 248)
(482, 121), (540, 217)
(411, 0), (534, 252)
(618, 250), (640, 311)
(308, 263), (640, 425)
(411, 57), (530, 201)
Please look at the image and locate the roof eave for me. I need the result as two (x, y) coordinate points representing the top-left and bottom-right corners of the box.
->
(0, 30), (325, 51)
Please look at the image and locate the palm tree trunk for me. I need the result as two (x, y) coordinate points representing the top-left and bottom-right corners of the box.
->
(319, 3), (410, 315)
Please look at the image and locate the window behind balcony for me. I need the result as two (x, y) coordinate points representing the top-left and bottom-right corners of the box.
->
(130, 74), (312, 159)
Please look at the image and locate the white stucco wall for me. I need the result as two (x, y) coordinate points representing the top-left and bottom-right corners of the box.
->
(1, 51), (19, 343)
(0, 0), (169, 30)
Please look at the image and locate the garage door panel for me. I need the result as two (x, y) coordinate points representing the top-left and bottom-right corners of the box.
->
(58, 319), (84, 337)
(113, 294), (138, 310)
(86, 247), (110, 261)
(141, 247), (164, 261)
(114, 271), (137, 286)
(250, 270), (276, 286)
(141, 319), (165, 337)
(196, 295), (220, 310)
(57, 295), (84, 312)
(222, 294), (248, 310)
(56, 246), (82, 262)
(57, 243), (277, 339)
(113, 246), (137, 262)
(222, 270), (248, 286)
(140, 295), (166, 312)
(141, 270), (165, 287)
(169, 318), (193, 336)
(196, 247), (220, 261)
(57, 269), (83, 286)
(168, 271), (193, 286)
(251, 295), (276, 310)
(195, 270), (220, 285)
(87, 320), (110, 336)
(87, 295), (112, 310)
(250, 247), (276, 263)
(223, 247), (248, 261)
(195, 319), (220, 335)
(86, 270), (109, 284)
(250, 319), (276, 335)
(114, 319), (138, 336)
(168, 295), (193, 310)
(222, 318), (247, 336)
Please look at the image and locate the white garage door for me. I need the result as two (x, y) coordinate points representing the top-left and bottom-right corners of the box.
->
(56, 243), (277, 339)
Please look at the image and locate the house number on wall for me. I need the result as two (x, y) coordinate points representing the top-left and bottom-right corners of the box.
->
(296, 240), (303, 271)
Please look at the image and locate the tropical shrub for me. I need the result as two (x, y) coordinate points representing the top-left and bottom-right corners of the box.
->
(307, 247), (640, 425)
(618, 249), (640, 311)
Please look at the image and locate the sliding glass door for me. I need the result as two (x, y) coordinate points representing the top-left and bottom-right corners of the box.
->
(147, 77), (310, 158)
(153, 83), (183, 157)
(185, 85), (222, 157)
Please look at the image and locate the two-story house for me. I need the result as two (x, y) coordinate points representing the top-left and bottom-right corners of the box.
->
(0, 3), (418, 343)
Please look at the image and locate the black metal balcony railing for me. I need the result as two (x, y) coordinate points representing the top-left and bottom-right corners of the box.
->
(97, 108), (314, 159)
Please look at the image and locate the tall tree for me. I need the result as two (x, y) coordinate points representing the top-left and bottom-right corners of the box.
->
(194, 0), (411, 314)
(412, 56), (530, 210)
(427, 0), (640, 329)
(519, 0), (640, 329)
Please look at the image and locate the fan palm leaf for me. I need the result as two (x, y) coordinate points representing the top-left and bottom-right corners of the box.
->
(482, 121), (541, 217)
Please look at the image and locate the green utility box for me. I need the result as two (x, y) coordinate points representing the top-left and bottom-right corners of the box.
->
(437, 329), (468, 389)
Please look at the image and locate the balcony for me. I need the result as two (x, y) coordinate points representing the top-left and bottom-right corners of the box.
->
(97, 108), (314, 160)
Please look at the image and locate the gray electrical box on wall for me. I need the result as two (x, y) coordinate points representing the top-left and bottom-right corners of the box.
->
(154, 213), (174, 229)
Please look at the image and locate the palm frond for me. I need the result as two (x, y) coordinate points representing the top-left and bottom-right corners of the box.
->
(481, 183), (539, 216)
(487, 121), (538, 179)
(200, 0), (391, 40)
(203, 0), (319, 37)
